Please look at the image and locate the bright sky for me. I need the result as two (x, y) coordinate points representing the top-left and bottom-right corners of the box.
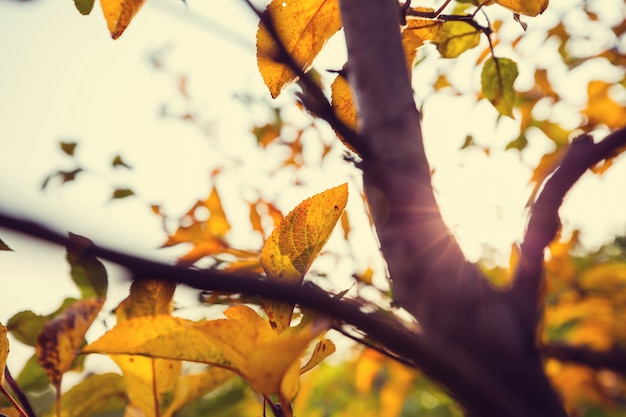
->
(1, 0), (626, 369)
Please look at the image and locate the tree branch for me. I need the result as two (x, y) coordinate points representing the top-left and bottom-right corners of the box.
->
(542, 342), (626, 376)
(0, 211), (561, 417)
(339, 0), (491, 336)
(511, 128), (626, 330)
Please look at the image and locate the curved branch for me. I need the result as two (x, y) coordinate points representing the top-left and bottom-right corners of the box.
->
(511, 128), (626, 327)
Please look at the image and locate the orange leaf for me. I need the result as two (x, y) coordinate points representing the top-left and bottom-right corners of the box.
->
(330, 74), (357, 132)
(583, 80), (626, 130)
(260, 183), (348, 332)
(257, 0), (342, 98)
(36, 298), (105, 388)
(162, 187), (231, 264)
(100, 0), (147, 39)
(495, 0), (548, 16)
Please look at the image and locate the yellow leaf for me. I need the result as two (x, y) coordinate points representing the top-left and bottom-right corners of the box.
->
(100, 0), (147, 39)
(434, 21), (481, 58)
(83, 306), (329, 414)
(330, 75), (357, 131)
(37, 298), (105, 388)
(300, 339), (335, 374)
(260, 183), (349, 332)
(110, 355), (181, 417)
(495, 0), (548, 16)
(0, 323), (8, 385)
(257, 0), (342, 98)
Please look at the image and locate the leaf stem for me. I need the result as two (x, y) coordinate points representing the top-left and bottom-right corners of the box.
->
(3, 368), (36, 417)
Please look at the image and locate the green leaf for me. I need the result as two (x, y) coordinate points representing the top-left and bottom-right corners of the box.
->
(0, 238), (12, 251)
(112, 154), (132, 169)
(481, 57), (519, 117)
(45, 373), (126, 417)
(67, 233), (108, 298)
(60, 142), (77, 156)
(73, 0), (96, 15)
(42, 169), (84, 189)
(506, 135), (528, 151)
(112, 188), (135, 199)
(15, 354), (52, 392)
(7, 311), (46, 346)
(434, 21), (481, 58)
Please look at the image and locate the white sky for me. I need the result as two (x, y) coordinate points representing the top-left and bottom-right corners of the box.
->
(1, 0), (625, 369)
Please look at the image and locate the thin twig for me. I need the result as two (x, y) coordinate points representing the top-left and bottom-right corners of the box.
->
(241, 0), (368, 157)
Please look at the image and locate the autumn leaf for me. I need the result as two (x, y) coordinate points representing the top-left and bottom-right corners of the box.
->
(495, 0), (548, 16)
(481, 57), (519, 117)
(101, 0), (147, 39)
(300, 339), (335, 374)
(260, 183), (348, 332)
(37, 298), (105, 388)
(0, 238), (12, 251)
(109, 354), (181, 417)
(257, 0), (342, 98)
(83, 306), (330, 416)
(330, 74), (357, 132)
(162, 187), (232, 264)
(112, 188), (135, 199)
(60, 141), (77, 156)
(112, 154), (132, 169)
(583, 80), (626, 129)
(434, 21), (481, 58)
(402, 13), (440, 71)
(7, 298), (77, 347)
(67, 233), (108, 298)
